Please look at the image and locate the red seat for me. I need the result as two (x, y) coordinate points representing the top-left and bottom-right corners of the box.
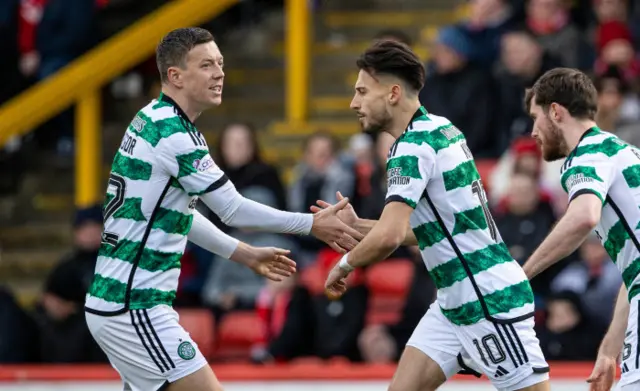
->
(366, 259), (413, 297)
(217, 311), (264, 347)
(177, 309), (215, 360)
(365, 259), (413, 325)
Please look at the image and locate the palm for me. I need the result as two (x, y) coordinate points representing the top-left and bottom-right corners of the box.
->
(250, 248), (297, 282)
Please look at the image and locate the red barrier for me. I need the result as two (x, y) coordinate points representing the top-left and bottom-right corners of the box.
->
(0, 362), (617, 382)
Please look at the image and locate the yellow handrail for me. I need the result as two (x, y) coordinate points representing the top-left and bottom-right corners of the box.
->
(0, 0), (238, 147)
(285, 0), (310, 123)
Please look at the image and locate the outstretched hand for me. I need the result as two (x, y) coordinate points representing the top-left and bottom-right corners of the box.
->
(310, 191), (359, 227)
(310, 196), (364, 253)
(248, 247), (297, 282)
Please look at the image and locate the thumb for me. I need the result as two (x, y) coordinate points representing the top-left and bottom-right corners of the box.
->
(586, 370), (601, 383)
(272, 248), (291, 256)
(331, 196), (350, 211)
(336, 191), (345, 201)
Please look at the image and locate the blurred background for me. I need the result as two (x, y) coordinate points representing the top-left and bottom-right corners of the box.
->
(0, 0), (638, 386)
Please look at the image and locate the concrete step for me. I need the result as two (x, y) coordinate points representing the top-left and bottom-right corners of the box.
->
(0, 222), (73, 250)
(0, 248), (68, 279)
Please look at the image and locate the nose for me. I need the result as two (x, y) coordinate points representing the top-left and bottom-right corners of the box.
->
(350, 95), (359, 111)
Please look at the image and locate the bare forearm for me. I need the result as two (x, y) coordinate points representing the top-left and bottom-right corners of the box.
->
(355, 218), (417, 246)
(348, 228), (402, 269)
(600, 285), (630, 358)
(522, 212), (594, 279)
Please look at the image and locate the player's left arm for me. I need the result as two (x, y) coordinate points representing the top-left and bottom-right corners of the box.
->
(522, 154), (614, 279)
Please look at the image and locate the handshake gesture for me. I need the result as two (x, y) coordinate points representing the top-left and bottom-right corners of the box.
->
(240, 193), (363, 285)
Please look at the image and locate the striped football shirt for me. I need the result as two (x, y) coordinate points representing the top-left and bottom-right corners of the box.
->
(560, 127), (640, 302)
(385, 106), (534, 326)
(85, 93), (228, 315)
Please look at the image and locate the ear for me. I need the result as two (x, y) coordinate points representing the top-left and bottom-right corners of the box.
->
(167, 66), (183, 88)
(549, 102), (562, 122)
(389, 84), (402, 105)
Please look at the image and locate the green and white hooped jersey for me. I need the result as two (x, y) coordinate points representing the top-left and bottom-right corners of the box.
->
(85, 93), (228, 315)
(560, 127), (640, 302)
(385, 107), (534, 326)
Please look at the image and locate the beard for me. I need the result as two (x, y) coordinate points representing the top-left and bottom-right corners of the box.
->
(361, 109), (393, 137)
(540, 121), (569, 162)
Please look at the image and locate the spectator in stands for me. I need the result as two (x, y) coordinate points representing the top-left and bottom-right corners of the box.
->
(522, 0), (585, 69)
(594, 20), (640, 82)
(0, 287), (38, 363)
(489, 137), (564, 213)
(18, 0), (97, 157)
(288, 131), (355, 265)
(536, 290), (605, 361)
(358, 249), (435, 363)
(201, 187), (297, 322)
(252, 251), (368, 363)
(493, 171), (569, 300)
(550, 233), (622, 329)
(494, 30), (562, 148)
(419, 25), (500, 158)
(594, 66), (640, 144)
(31, 205), (106, 363)
(357, 132), (395, 220)
(178, 121), (288, 307)
(209, 121), (287, 232)
(459, 0), (517, 67)
(0, 0), (20, 104)
(346, 133), (374, 215)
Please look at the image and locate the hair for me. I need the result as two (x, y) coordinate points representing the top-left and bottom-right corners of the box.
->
(373, 29), (413, 46)
(214, 121), (262, 170)
(524, 68), (598, 120)
(156, 27), (215, 83)
(303, 130), (340, 155)
(356, 40), (425, 93)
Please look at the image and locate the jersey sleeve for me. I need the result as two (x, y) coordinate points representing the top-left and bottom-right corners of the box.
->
(157, 132), (228, 196)
(384, 141), (436, 209)
(560, 154), (615, 205)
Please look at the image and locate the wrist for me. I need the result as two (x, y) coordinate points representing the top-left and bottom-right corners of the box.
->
(338, 253), (355, 273)
(230, 242), (256, 268)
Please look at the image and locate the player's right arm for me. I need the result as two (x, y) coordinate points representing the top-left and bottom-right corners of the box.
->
(587, 285), (628, 390)
(522, 152), (614, 279)
(157, 132), (362, 253)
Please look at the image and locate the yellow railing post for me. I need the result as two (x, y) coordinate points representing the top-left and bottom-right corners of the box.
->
(285, 0), (310, 124)
(75, 90), (102, 208)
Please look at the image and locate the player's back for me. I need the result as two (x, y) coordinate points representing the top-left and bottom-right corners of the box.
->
(561, 127), (640, 302)
(386, 108), (533, 326)
(85, 94), (215, 315)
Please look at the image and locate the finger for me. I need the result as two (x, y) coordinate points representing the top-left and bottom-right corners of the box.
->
(310, 205), (323, 213)
(336, 191), (345, 201)
(270, 267), (293, 277)
(273, 258), (297, 273)
(586, 371), (601, 383)
(330, 196), (350, 211)
(265, 272), (284, 282)
(316, 200), (332, 209)
(336, 234), (359, 251)
(339, 224), (365, 241)
(328, 241), (347, 254)
(272, 248), (291, 256)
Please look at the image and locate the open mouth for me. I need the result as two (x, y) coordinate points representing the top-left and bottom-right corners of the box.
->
(210, 86), (222, 93)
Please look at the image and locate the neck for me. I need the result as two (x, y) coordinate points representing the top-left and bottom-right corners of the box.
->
(161, 86), (201, 123)
(563, 119), (598, 154)
(387, 99), (422, 138)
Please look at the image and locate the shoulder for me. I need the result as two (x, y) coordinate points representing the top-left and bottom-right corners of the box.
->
(398, 114), (464, 155)
(133, 100), (195, 148)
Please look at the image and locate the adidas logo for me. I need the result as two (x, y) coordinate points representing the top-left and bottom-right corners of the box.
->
(622, 363), (630, 374)
(494, 366), (510, 378)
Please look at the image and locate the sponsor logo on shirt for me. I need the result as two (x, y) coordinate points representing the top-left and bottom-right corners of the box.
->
(387, 167), (410, 186)
(193, 154), (215, 172)
(565, 173), (593, 191)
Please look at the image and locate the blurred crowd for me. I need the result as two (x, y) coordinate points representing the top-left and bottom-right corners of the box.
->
(1, 0), (640, 368)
